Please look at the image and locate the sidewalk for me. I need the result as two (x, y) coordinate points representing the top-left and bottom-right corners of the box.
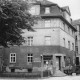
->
(42, 75), (80, 80)
(0, 75), (80, 80)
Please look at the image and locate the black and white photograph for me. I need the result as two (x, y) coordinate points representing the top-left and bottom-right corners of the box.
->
(0, 0), (80, 80)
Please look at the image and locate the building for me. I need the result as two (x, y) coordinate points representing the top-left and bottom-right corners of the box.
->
(72, 19), (80, 66)
(2, 0), (76, 74)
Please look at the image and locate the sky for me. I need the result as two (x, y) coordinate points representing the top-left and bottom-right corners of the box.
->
(48, 0), (80, 20)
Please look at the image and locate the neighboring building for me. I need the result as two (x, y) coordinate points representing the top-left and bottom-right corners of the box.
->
(72, 19), (80, 66)
(2, 0), (76, 74)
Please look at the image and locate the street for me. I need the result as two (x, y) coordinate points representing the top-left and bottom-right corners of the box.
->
(0, 76), (80, 80)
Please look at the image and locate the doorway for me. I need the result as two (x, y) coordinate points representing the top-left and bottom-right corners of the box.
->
(11, 68), (15, 72)
(56, 56), (61, 70)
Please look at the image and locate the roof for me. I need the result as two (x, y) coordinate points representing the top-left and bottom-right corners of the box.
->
(72, 19), (80, 26)
(61, 6), (71, 16)
(34, 0), (57, 6)
(38, 14), (76, 31)
(32, 0), (76, 31)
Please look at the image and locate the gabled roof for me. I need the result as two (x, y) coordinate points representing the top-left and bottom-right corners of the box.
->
(40, 0), (56, 5)
(31, 0), (76, 31)
(72, 19), (80, 26)
(33, 0), (57, 6)
(61, 6), (71, 16)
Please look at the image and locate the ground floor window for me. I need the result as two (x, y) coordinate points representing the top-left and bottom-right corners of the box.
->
(10, 53), (16, 63)
(27, 53), (33, 63)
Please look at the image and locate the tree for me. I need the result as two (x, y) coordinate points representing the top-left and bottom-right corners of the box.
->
(0, 0), (35, 47)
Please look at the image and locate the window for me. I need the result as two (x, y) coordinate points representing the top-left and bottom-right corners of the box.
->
(45, 20), (51, 27)
(30, 6), (36, 15)
(63, 22), (65, 30)
(27, 54), (33, 63)
(72, 43), (74, 51)
(45, 7), (50, 14)
(45, 36), (51, 45)
(68, 27), (70, 34)
(27, 37), (33, 46)
(75, 46), (78, 54)
(63, 38), (65, 47)
(68, 41), (70, 49)
(76, 57), (79, 65)
(10, 53), (16, 63)
(72, 30), (73, 35)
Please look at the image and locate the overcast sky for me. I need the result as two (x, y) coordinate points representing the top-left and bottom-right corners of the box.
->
(48, 0), (80, 20)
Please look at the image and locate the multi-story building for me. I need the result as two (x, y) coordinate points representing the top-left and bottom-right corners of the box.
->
(2, 0), (76, 74)
(72, 19), (80, 66)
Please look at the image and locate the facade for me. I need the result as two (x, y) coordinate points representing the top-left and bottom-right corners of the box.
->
(72, 19), (80, 66)
(2, 0), (76, 74)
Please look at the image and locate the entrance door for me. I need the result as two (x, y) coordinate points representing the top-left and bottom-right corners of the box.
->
(56, 56), (61, 70)
(11, 68), (15, 72)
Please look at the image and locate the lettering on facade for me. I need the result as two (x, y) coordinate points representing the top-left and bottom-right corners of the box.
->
(34, 58), (41, 62)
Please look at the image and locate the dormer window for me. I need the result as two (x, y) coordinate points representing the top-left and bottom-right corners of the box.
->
(45, 7), (50, 14)
(29, 6), (36, 15)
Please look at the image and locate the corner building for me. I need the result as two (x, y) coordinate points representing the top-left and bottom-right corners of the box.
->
(3, 0), (76, 74)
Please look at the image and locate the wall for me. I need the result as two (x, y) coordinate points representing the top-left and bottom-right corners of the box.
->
(76, 25), (80, 54)
(22, 18), (63, 46)
(23, 28), (60, 46)
(3, 45), (75, 72)
(63, 11), (71, 23)
(60, 28), (75, 51)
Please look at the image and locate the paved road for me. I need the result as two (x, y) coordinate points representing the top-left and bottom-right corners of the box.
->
(0, 76), (80, 80)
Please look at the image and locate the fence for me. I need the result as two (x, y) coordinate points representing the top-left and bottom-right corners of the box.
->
(0, 70), (51, 78)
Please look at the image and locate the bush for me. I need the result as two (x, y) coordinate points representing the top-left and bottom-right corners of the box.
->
(0, 72), (41, 78)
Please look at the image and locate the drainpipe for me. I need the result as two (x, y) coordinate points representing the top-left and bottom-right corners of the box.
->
(41, 54), (43, 78)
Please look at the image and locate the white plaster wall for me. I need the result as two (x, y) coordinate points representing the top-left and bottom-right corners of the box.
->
(22, 18), (75, 51)
(64, 11), (71, 23)
(33, 18), (62, 28)
(51, 19), (61, 27)
(60, 29), (75, 51)
(22, 28), (60, 46)
(22, 18), (62, 46)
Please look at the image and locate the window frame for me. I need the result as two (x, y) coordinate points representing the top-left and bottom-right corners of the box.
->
(45, 7), (50, 14)
(72, 43), (74, 51)
(27, 36), (33, 46)
(63, 38), (65, 47)
(68, 41), (70, 49)
(63, 22), (65, 30)
(45, 36), (51, 45)
(27, 53), (33, 63)
(10, 53), (16, 63)
(29, 6), (36, 15)
(45, 20), (51, 27)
